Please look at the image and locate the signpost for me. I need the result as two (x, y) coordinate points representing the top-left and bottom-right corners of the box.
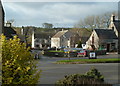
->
(89, 51), (97, 59)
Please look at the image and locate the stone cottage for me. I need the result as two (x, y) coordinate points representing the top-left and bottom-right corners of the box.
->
(31, 30), (54, 49)
(86, 15), (119, 52)
(51, 30), (80, 48)
(86, 29), (118, 52)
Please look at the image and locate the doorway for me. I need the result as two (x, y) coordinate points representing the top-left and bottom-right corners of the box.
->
(107, 44), (110, 52)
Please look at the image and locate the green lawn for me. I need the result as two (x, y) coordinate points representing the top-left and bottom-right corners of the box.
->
(56, 58), (120, 64)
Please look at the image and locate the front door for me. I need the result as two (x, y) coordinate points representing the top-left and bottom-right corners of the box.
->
(107, 44), (110, 52)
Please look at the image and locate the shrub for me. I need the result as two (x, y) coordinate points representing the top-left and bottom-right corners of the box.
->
(56, 67), (111, 86)
(1, 35), (41, 85)
(85, 67), (104, 82)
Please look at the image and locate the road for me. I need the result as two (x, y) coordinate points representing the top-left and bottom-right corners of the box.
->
(36, 54), (120, 85)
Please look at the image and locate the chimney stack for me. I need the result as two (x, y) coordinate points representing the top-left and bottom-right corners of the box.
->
(111, 14), (115, 22)
(32, 29), (35, 48)
(6, 22), (12, 27)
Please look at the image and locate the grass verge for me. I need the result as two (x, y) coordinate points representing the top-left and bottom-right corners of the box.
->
(55, 58), (120, 64)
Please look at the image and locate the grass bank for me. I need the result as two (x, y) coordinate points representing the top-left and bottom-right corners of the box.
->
(56, 58), (120, 64)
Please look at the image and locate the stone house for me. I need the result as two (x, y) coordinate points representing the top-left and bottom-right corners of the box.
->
(109, 14), (120, 37)
(86, 15), (119, 52)
(86, 29), (118, 52)
(31, 30), (53, 49)
(51, 30), (80, 48)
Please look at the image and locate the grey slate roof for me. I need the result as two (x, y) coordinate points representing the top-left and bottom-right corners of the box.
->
(35, 33), (55, 39)
(81, 37), (89, 44)
(4, 26), (16, 38)
(94, 29), (118, 39)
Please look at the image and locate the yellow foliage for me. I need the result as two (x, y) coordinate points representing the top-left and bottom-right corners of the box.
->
(1, 35), (41, 85)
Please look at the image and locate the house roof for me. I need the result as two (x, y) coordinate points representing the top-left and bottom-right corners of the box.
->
(35, 32), (55, 39)
(81, 37), (89, 44)
(52, 30), (68, 38)
(94, 29), (118, 39)
(4, 26), (16, 38)
(114, 20), (120, 32)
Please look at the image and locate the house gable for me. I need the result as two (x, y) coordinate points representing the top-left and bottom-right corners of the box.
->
(52, 30), (68, 38)
(86, 30), (99, 48)
(51, 30), (80, 48)
(109, 14), (120, 37)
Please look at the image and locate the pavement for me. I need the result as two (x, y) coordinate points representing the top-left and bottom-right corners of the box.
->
(36, 54), (120, 85)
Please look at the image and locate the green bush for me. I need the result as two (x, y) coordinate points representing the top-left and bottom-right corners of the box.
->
(56, 67), (111, 86)
(85, 67), (104, 82)
(1, 35), (41, 85)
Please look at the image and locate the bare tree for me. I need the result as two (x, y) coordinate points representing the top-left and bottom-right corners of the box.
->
(74, 11), (118, 29)
(22, 26), (36, 47)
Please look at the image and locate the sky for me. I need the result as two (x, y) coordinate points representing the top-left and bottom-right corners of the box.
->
(2, 1), (118, 28)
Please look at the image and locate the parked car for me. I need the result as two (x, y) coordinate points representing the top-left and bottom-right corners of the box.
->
(77, 50), (87, 57)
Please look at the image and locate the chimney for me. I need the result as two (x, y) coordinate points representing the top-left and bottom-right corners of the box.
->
(21, 26), (24, 35)
(31, 29), (35, 48)
(6, 22), (12, 27)
(111, 14), (115, 22)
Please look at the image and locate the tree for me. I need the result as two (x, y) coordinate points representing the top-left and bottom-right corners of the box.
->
(77, 41), (82, 48)
(74, 11), (118, 29)
(42, 23), (53, 28)
(21, 26), (35, 47)
(1, 35), (40, 84)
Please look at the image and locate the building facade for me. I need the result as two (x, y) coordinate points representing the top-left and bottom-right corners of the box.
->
(31, 30), (52, 49)
(51, 30), (80, 48)
(86, 15), (119, 52)
(86, 29), (118, 52)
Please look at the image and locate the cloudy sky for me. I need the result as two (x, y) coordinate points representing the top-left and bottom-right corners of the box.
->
(2, 1), (118, 27)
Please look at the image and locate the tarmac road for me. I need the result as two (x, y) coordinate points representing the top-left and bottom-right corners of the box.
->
(36, 54), (120, 85)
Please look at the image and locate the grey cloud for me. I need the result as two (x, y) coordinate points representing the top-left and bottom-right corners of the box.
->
(3, 2), (118, 27)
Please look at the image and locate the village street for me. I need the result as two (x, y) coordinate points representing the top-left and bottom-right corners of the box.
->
(36, 54), (120, 85)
